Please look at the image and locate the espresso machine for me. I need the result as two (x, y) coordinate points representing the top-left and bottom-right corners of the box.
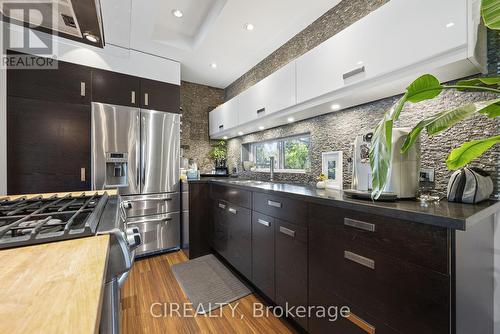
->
(348, 128), (420, 199)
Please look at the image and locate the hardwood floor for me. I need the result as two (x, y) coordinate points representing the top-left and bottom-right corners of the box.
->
(121, 251), (295, 334)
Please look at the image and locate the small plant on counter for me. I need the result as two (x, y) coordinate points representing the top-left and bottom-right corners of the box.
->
(209, 140), (227, 168)
(369, 0), (500, 200)
(317, 173), (327, 182)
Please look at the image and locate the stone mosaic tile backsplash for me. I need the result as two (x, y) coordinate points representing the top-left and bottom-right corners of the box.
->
(227, 87), (499, 198)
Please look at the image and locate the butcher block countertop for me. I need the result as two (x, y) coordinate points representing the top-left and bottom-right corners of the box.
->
(0, 235), (110, 334)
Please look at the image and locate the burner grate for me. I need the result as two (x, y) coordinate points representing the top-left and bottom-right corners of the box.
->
(0, 192), (108, 249)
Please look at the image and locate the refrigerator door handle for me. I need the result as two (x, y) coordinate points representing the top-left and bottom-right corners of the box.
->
(141, 115), (146, 189)
(136, 114), (141, 191)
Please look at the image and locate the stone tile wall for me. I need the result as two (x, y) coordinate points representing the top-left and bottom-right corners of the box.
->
(180, 81), (224, 173)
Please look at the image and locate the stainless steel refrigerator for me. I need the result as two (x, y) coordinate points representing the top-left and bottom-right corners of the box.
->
(91, 102), (181, 257)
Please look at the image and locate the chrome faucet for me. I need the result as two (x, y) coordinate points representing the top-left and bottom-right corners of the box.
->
(269, 156), (275, 182)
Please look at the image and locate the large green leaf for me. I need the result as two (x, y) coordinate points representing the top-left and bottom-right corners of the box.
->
(400, 110), (447, 153)
(405, 74), (443, 103)
(456, 77), (500, 89)
(369, 118), (393, 199)
(426, 104), (477, 135)
(482, 0), (500, 30)
(478, 98), (500, 117)
(401, 99), (500, 154)
(446, 135), (500, 170)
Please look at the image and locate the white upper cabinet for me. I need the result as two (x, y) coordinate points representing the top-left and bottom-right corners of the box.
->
(297, 0), (474, 104)
(238, 62), (296, 126)
(209, 97), (239, 136)
(210, 0), (485, 139)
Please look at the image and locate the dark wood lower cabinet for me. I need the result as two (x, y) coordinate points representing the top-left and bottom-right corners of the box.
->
(251, 211), (275, 299)
(275, 219), (308, 330)
(188, 182), (212, 259)
(212, 199), (252, 279)
(205, 185), (459, 334)
(309, 218), (450, 334)
(7, 96), (90, 194)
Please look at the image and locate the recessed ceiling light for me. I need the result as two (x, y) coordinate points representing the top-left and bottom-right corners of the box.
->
(172, 9), (183, 18)
(287, 117), (295, 123)
(83, 32), (99, 43)
(222, 136), (228, 140)
(210, 63), (217, 69)
(446, 22), (455, 28)
(238, 131), (244, 136)
(331, 104), (340, 111)
(258, 126), (265, 130)
(244, 23), (255, 31)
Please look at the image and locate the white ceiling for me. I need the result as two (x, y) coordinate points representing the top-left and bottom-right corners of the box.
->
(101, 0), (340, 88)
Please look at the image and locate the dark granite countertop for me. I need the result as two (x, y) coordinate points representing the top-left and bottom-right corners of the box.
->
(188, 178), (500, 230)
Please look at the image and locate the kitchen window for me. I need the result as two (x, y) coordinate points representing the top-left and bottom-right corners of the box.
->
(249, 134), (311, 173)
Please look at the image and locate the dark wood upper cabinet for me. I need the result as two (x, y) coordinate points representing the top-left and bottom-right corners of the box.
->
(91, 69), (140, 107)
(140, 78), (180, 113)
(7, 58), (91, 104)
(7, 96), (90, 194)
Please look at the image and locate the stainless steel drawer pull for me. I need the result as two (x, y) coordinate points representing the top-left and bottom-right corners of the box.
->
(80, 168), (86, 182)
(80, 82), (86, 96)
(279, 226), (295, 238)
(131, 91), (136, 104)
(218, 203), (226, 210)
(343, 66), (365, 80)
(344, 251), (375, 270)
(344, 218), (375, 232)
(219, 124), (224, 129)
(257, 107), (266, 114)
(228, 208), (237, 215)
(257, 219), (270, 227)
(144, 93), (149, 106)
(268, 200), (282, 208)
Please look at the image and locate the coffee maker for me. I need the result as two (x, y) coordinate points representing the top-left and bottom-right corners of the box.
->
(350, 128), (420, 199)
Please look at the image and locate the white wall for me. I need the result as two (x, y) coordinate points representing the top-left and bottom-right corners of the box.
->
(0, 23), (181, 196)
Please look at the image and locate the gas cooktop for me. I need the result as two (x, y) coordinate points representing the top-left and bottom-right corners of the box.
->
(0, 192), (108, 250)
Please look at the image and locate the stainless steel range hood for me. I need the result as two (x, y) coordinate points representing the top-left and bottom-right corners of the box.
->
(0, 0), (105, 48)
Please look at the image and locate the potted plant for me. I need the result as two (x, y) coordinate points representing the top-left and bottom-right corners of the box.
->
(209, 140), (227, 169)
(369, 0), (500, 199)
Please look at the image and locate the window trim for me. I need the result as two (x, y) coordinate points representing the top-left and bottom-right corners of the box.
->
(249, 133), (311, 173)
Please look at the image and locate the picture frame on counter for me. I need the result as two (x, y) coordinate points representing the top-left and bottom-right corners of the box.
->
(322, 151), (343, 190)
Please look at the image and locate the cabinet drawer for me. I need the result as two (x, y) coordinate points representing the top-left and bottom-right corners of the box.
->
(253, 193), (307, 226)
(122, 193), (180, 217)
(127, 212), (180, 257)
(309, 289), (399, 334)
(309, 203), (448, 274)
(275, 219), (308, 329)
(210, 184), (252, 209)
(310, 221), (449, 334)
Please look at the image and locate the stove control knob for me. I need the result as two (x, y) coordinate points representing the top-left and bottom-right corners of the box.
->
(122, 201), (132, 209)
(126, 227), (140, 235)
(126, 232), (142, 249)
